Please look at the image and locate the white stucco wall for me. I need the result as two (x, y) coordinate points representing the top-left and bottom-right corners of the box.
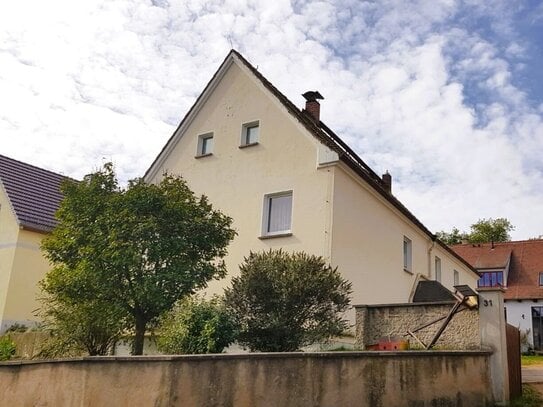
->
(146, 55), (479, 328)
(147, 59), (333, 298)
(505, 300), (537, 348)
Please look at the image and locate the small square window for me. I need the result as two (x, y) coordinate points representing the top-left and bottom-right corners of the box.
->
(435, 256), (441, 283)
(241, 121), (259, 147)
(197, 133), (213, 156)
(403, 237), (412, 272)
(262, 192), (292, 236)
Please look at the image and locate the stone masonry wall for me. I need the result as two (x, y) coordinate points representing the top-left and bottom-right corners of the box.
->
(355, 302), (480, 350)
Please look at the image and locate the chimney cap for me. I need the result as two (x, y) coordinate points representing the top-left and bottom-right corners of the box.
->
(302, 91), (324, 102)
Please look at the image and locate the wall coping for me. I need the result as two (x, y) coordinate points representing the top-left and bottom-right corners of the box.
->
(354, 301), (456, 309)
(0, 350), (493, 366)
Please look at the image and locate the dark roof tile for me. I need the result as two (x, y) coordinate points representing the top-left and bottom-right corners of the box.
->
(0, 155), (66, 233)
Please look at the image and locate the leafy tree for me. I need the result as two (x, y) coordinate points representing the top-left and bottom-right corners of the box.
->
(224, 250), (352, 352)
(157, 296), (238, 354)
(41, 163), (236, 355)
(436, 218), (515, 245)
(469, 218), (514, 243)
(435, 227), (467, 245)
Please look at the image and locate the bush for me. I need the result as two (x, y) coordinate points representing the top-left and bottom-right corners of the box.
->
(37, 296), (125, 357)
(157, 296), (237, 354)
(224, 250), (352, 352)
(0, 336), (16, 361)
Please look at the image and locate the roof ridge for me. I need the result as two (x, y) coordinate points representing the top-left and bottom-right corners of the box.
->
(0, 154), (67, 180)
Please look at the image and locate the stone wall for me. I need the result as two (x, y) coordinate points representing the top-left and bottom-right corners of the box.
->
(355, 302), (480, 350)
(0, 352), (493, 407)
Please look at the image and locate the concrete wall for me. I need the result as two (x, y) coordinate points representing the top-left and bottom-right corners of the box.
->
(0, 352), (494, 406)
(355, 302), (480, 350)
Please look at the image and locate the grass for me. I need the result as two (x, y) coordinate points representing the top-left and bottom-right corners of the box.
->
(522, 355), (543, 366)
(510, 384), (543, 407)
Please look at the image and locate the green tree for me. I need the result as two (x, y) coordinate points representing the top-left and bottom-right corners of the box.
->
(469, 218), (514, 243)
(435, 227), (467, 245)
(41, 163), (236, 355)
(436, 218), (515, 245)
(224, 250), (352, 352)
(157, 296), (238, 354)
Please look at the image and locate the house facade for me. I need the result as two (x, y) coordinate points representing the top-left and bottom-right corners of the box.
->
(0, 155), (65, 334)
(453, 240), (543, 350)
(145, 50), (479, 322)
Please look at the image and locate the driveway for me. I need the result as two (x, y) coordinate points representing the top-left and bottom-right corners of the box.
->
(523, 365), (543, 383)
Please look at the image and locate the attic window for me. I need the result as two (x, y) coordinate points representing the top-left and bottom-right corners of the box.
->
(240, 121), (259, 147)
(196, 133), (214, 157)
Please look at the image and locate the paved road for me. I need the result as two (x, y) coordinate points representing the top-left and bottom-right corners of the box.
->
(523, 366), (543, 383)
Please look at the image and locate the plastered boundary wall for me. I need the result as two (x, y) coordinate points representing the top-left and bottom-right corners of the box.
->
(355, 302), (480, 350)
(0, 352), (493, 407)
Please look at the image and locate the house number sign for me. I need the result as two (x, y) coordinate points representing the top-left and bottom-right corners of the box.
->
(483, 299), (493, 307)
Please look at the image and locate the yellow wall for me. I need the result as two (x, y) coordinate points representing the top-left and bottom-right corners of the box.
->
(330, 163), (478, 308)
(0, 185), (19, 332)
(148, 60), (333, 296)
(0, 186), (50, 333)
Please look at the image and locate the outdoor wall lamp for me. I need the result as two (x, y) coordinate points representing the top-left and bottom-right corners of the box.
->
(453, 285), (479, 309)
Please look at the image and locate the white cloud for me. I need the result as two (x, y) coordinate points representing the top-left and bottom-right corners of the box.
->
(0, 0), (541, 239)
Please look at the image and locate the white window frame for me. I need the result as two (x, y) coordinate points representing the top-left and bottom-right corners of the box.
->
(196, 132), (214, 157)
(261, 191), (293, 237)
(403, 236), (412, 272)
(435, 256), (442, 283)
(240, 121), (259, 147)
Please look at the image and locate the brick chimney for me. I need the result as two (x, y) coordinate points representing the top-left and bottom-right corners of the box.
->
(382, 171), (392, 193)
(302, 91), (324, 122)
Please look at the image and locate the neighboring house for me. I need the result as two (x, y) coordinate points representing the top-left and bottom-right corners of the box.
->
(144, 50), (479, 323)
(452, 240), (543, 349)
(0, 154), (65, 334)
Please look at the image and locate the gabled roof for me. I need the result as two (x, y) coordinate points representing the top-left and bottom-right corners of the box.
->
(452, 240), (543, 300)
(451, 244), (512, 270)
(0, 154), (66, 233)
(145, 49), (478, 276)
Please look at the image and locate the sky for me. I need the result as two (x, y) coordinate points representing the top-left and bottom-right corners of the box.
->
(1, 0), (542, 240)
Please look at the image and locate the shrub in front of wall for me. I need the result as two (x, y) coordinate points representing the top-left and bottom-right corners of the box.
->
(0, 336), (16, 361)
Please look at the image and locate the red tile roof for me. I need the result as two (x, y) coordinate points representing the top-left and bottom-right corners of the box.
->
(0, 154), (66, 233)
(452, 240), (543, 300)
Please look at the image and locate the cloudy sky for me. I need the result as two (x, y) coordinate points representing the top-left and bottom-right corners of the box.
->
(1, 0), (542, 240)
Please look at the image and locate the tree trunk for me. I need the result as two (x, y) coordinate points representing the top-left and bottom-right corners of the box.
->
(132, 316), (146, 355)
